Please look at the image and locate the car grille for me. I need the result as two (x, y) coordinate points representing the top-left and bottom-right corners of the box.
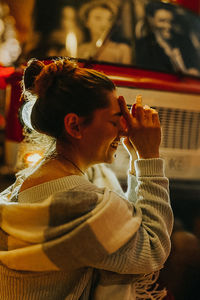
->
(127, 105), (200, 150)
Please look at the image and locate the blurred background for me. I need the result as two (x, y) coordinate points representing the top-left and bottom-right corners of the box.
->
(0, 1), (200, 298)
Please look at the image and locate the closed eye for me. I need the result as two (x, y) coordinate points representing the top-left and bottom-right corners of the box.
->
(110, 121), (117, 127)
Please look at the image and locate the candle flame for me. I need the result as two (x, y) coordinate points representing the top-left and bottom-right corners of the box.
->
(65, 31), (77, 57)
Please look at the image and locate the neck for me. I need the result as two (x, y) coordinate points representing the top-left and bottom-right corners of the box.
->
(57, 154), (85, 176)
(56, 140), (91, 174)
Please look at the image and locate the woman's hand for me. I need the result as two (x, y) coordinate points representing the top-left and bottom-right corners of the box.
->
(118, 95), (161, 159)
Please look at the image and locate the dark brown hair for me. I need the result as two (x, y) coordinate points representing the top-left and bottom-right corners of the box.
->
(22, 58), (115, 138)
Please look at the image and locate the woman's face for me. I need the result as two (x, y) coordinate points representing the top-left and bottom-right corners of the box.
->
(151, 9), (173, 40)
(80, 90), (124, 166)
(86, 7), (113, 38)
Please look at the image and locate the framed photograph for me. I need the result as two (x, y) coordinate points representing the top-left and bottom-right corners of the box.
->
(28, 0), (200, 77)
(134, 0), (200, 76)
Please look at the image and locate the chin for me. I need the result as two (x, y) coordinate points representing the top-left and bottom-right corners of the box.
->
(163, 33), (171, 40)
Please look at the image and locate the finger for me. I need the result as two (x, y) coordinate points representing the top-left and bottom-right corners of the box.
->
(144, 108), (152, 122)
(152, 111), (160, 126)
(120, 116), (128, 134)
(131, 95), (143, 117)
(118, 96), (134, 125)
(130, 103), (136, 117)
(135, 105), (145, 123)
(118, 96), (128, 113)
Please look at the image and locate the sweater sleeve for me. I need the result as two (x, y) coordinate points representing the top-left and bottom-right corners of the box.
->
(89, 158), (174, 275)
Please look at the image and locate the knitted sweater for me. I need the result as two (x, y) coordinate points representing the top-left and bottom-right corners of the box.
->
(0, 158), (173, 299)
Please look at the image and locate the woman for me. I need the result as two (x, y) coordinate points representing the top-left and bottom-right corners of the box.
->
(0, 57), (173, 299)
(78, 0), (132, 64)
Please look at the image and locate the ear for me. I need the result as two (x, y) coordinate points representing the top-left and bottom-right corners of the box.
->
(64, 113), (82, 139)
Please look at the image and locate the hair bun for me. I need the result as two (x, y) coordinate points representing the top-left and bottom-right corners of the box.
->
(33, 59), (77, 99)
(23, 59), (45, 92)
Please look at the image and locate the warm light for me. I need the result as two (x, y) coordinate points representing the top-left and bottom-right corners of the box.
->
(24, 152), (43, 167)
(96, 39), (103, 48)
(161, 0), (178, 3)
(65, 31), (77, 57)
(0, 39), (21, 66)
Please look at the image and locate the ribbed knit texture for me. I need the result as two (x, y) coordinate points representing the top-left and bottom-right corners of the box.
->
(135, 158), (165, 177)
(0, 263), (92, 300)
(18, 175), (88, 203)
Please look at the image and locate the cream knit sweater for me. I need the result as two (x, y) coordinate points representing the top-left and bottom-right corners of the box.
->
(0, 158), (173, 299)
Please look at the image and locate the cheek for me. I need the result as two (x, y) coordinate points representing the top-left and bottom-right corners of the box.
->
(104, 128), (118, 145)
(96, 131), (116, 149)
